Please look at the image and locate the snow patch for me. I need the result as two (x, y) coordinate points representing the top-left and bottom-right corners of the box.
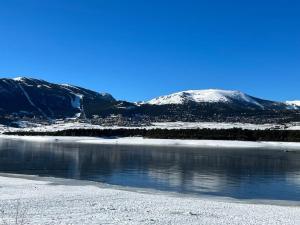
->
(71, 94), (83, 109)
(61, 83), (81, 90)
(38, 84), (52, 89)
(286, 101), (300, 109)
(61, 85), (84, 117)
(286, 101), (300, 106)
(13, 77), (26, 81)
(151, 122), (287, 130)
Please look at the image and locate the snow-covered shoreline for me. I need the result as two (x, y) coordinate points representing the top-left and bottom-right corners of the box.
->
(2, 121), (300, 134)
(1, 135), (300, 150)
(0, 173), (299, 225)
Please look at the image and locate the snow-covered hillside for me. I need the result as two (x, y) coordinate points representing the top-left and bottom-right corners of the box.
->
(0, 77), (299, 125)
(147, 89), (264, 107)
(0, 77), (118, 119)
(286, 101), (300, 109)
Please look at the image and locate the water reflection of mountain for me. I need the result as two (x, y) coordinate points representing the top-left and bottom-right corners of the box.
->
(0, 139), (300, 200)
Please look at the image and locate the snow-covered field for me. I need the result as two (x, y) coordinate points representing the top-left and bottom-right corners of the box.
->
(151, 122), (290, 130)
(1, 121), (300, 134)
(0, 174), (299, 225)
(2, 135), (300, 150)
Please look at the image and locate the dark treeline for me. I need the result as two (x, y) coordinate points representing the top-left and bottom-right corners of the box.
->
(4, 128), (300, 142)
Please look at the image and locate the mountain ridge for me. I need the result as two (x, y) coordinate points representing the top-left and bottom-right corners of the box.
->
(0, 77), (299, 125)
(146, 89), (266, 108)
(0, 77), (118, 119)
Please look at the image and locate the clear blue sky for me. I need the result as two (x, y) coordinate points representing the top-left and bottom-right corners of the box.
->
(0, 0), (299, 102)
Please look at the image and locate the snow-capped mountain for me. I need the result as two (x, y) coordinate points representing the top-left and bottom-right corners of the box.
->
(145, 89), (294, 110)
(0, 77), (299, 125)
(147, 89), (264, 108)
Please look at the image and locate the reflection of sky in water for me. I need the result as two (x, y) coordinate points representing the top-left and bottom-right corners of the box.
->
(0, 138), (300, 201)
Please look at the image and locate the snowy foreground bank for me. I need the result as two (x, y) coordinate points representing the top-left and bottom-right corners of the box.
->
(0, 174), (299, 225)
(1, 121), (300, 134)
(2, 135), (300, 150)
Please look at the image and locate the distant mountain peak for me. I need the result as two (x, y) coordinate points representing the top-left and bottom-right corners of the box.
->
(12, 77), (47, 83)
(146, 89), (264, 108)
(0, 77), (299, 124)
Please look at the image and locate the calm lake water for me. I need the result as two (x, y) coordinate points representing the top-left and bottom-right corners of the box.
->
(0, 138), (300, 201)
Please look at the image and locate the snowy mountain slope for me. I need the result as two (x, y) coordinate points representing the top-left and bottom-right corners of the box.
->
(0, 77), (117, 119)
(286, 101), (300, 109)
(286, 101), (300, 106)
(0, 77), (299, 125)
(147, 89), (264, 107)
(145, 89), (294, 111)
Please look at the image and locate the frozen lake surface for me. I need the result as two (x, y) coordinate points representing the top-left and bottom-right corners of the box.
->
(0, 138), (300, 202)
